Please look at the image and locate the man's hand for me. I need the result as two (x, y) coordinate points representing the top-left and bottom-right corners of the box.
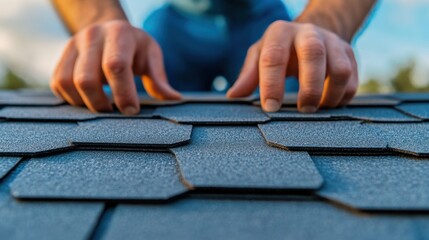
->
(227, 21), (357, 113)
(51, 20), (181, 115)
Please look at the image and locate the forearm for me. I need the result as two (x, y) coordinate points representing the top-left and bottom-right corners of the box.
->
(51, 0), (127, 34)
(295, 0), (377, 42)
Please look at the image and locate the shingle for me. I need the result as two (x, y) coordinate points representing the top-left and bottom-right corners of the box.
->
(0, 91), (64, 106)
(347, 96), (400, 107)
(371, 123), (429, 156)
(0, 105), (154, 121)
(395, 102), (429, 120)
(104, 199), (420, 240)
(0, 200), (103, 240)
(387, 92), (429, 102)
(0, 122), (75, 156)
(0, 157), (21, 179)
(72, 119), (192, 148)
(10, 151), (188, 201)
(182, 92), (258, 103)
(328, 107), (419, 122)
(154, 103), (269, 124)
(266, 108), (332, 120)
(259, 121), (387, 153)
(313, 155), (429, 210)
(171, 126), (323, 190)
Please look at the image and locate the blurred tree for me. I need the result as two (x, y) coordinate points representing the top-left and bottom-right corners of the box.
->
(0, 68), (27, 89)
(360, 60), (429, 93)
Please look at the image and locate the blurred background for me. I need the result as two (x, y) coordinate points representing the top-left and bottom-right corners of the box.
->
(0, 0), (427, 93)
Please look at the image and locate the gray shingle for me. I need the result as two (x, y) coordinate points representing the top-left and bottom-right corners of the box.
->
(181, 92), (258, 103)
(396, 103), (429, 120)
(10, 151), (188, 200)
(0, 105), (154, 121)
(328, 107), (419, 122)
(154, 103), (269, 124)
(72, 119), (192, 148)
(104, 199), (421, 240)
(171, 127), (323, 190)
(0, 200), (103, 240)
(0, 122), (75, 156)
(259, 121), (387, 152)
(313, 155), (429, 210)
(0, 157), (21, 179)
(347, 96), (399, 107)
(268, 107), (417, 122)
(372, 123), (429, 156)
(0, 91), (64, 106)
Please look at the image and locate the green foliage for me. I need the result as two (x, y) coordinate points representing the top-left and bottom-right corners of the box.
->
(0, 69), (27, 89)
(359, 61), (429, 93)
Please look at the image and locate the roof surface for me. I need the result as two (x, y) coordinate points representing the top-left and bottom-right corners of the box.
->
(1, 90), (429, 239)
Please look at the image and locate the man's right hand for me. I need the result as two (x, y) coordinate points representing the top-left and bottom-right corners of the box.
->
(51, 20), (181, 115)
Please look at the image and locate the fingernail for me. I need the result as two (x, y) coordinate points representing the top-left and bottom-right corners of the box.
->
(263, 98), (281, 112)
(123, 106), (139, 115)
(300, 105), (317, 113)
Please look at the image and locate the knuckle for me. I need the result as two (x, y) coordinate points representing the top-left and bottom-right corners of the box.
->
(300, 38), (326, 60)
(260, 45), (287, 67)
(332, 61), (352, 80)
(300, 88), (322, 101)
(103, 56), (128, 75)
(268, 20), (289, 31)
(74, 75), (97, 91)
(79, 25), (101, 46)
(105, 20), (132, 32)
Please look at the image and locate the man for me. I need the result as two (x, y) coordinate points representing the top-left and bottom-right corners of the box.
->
(50, 0), (376, 115)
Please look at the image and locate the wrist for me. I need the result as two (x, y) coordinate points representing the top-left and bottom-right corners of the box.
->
(294, 11), (349, 42)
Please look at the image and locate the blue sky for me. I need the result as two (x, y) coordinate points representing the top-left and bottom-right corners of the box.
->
(0, 0), (428, 90)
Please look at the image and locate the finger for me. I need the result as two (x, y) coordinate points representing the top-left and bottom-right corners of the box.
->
(339, 47), (359, 106)
(320, 38), (353, 108)
(259, 21), (293, 112)
(139, 37), (181, 100)
(295, 24), (326, 113)
(227, 42), (260, 98)
(51, 40), (84, 106)
(74, 26), (112, 113)
(102, 23), (140, 115)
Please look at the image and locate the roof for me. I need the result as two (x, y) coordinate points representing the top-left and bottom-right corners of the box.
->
(1, 89), (429, 239)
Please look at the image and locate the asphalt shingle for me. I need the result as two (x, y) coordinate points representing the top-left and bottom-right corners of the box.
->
(258, 121), (387, 153)
(171, 126), (323, 190)
(0, 157), (21, 179)
(154, 103), (270, 124)
(0, 122), (75, 156)
(387, 93), (429, 102)
(0, 201), (103, 240)
(0, 105), (154, 121)
(104, 199), (421, 240)
(313, 155), (429, 210)
(396, 102), (429, 120)
(0, 91), (64, 106)
(72, 119), (192, 148)
(372, 122), (429, 156)
(10, 151), (188, 201)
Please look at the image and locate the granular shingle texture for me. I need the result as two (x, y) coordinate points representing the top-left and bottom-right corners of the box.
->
(0, 105), (154, 121)
(0, 122), (75, 155)
(0, 157), (21, 179)
(104, 199), (421, 240)
(1, 90), (429, 240)
(72, 119), (192, 148)
(0, 201), (103, 240)
(396, 103), (429, 120)
(372, 123), (429, 156)
(313, 155), (429, 210)
(10, 151), (188, 200)
(258, 121), (387, 152)
(154, 103), (270, 124)
(171, 127), (323, 190)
